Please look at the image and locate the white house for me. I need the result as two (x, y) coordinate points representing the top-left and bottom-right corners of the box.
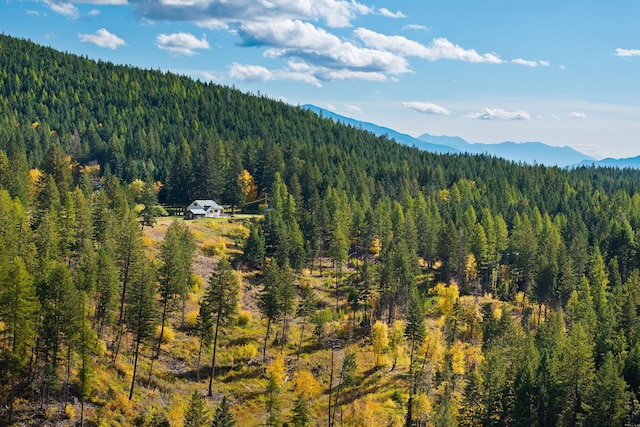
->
(184, 200), (224, 219)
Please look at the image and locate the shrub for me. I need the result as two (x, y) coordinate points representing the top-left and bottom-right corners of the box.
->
(234, 343), (258, 362)
(184, 310), (199, 330)
(191, 274), (205, 293)
(44, 406), (58, 420)
(141, 236), (155, 247)
(65, 403), (75, 419)
(201, 239), (226, 257)
(227, 225), (250, 246)
(155, 325), (175, 344)
(237, 310), (252, 327)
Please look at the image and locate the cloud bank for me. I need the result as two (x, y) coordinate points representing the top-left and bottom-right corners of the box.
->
(38, 0), (551, 84)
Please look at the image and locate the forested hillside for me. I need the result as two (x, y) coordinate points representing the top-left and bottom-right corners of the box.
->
(3, 33), (640, 426)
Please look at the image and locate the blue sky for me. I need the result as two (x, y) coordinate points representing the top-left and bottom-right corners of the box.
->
(2, 0), (640, 159)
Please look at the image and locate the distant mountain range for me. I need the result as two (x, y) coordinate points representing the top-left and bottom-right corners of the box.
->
(303, 105), (640, 169)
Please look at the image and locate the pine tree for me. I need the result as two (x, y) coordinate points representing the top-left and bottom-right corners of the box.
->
(296, 281), (317, 359)
(278, 262), (296, 353)
(184, 390), (209, 427)
(587, 352), (629, 427)
(205, 257), (240, 397)
(258, 260), (283, 364)
(154, 220), (194, 361)
(559, 321), (595, 426)
(212, 396), (235, 427)
(243, 224), (265, 270)
(126, 257), (156, 400)
(0, 256), (39, 422)
(112, 210), (144, 362)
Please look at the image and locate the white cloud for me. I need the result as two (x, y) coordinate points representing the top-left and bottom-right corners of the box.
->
(469, 108), (530, 121)
(378, 8), (405, 18)
(157, 32), (209, 55)
(228, 63), (273, 82)
(43, 0), (127, 18)
(241, 20), (409, 75)
(78, 28), (126, 49)
(614, 48), (640, 57)
(77, 0), (128, 4)
(354, 29), (503, 64)
(344, 104), (362, 113)
(44, 0), (80, 18)
(402, 101), (451, 115)
(132, 0), (372, 29)
(569, 112), (586, 119)
(511, 58), (550, 67)
(402, 24), (429, 32)
(88, 9), (100, 15)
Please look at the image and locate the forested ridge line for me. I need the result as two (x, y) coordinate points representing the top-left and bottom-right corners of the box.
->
(3, 33), (640, 426)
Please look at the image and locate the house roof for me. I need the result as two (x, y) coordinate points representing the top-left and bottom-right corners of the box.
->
(193, 199), (222, 210)
(187, 208), (207, 215)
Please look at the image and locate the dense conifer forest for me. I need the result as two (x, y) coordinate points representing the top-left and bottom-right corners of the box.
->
(3, 33), (640, 425)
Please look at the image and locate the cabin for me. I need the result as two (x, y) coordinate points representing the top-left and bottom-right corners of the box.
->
(184, 199), (224, 220)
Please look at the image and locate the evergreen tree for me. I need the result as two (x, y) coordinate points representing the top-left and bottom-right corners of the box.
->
(205, 258), (240, 397)
(296, 281), (317, 359)
(184, 390), (209, 427)
(559, 322), (595, 426)
(587, 352), (629, 427)
(0, 256), (39, 422)
(153, 220), (194, 377)
(212, 396), (235, 427)
(258, 260), (283, 364)
(243, 224), (265, 270)
(126, 257), (156, 400)
(112, 210), (145, 362)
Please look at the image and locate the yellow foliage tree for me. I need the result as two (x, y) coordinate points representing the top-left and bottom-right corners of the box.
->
(129, 179), (145, 201)
(432, 282), (459, 317)
(388, 320), (405, 371)
(28, 168), (44, 199)
(412, 393), (432, 425)
(237, 169), (257, 204)
(293, 370), (321, 400)
(268, 354), (286, 386)
(449, 341), (465, 375)
(372, 321), (389, 368)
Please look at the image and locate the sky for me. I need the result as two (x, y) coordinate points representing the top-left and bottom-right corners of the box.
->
(1, 1), (640, 159)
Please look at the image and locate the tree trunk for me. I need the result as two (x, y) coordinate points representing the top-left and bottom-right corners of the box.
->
(280, 314), (287, 354)
(297, 316), (307, 360)
(208, 311), (222, 397)
(113, 247), (132, 362)
(262, 318), (271, 366)
(196, 335), (204, 383)
(129, 333), (141, 401)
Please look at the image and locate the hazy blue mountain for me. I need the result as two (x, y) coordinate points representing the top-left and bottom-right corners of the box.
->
(302, 105), (459, 154)
(574, 155), (640, 169)
(419, 133), (597, 167)
(303, 104), (603, 167)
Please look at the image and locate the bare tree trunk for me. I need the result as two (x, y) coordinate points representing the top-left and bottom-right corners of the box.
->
(262, 318), (271, 366)
(297, 316), (307, 360)
(208, 311), (222, 397)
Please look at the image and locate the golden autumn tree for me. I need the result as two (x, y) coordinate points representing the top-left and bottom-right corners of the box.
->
(237, 169), (257, 205)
